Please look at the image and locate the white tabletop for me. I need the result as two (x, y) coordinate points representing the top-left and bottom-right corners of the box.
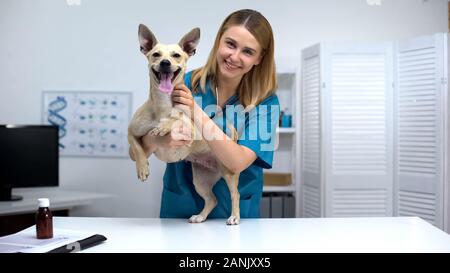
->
(0, 188), (114, 216)
(52, 216), (450, 253)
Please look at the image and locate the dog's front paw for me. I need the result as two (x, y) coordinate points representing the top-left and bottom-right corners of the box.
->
(136, 160), (149, 182)
(185, 139), (194, 147)
(148, 127), (160, 136)
(149, 127), (170, 136)
(188, 214), (206, 223)
(226, 215), (240, 225)
(158, 127), (170, 136)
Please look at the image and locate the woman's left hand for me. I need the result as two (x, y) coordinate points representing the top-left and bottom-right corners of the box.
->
(172, 84), (196, 117)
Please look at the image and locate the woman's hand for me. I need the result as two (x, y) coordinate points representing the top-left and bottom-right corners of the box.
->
(142, 126), (191, 153)
(172, 84), (196, 118)
(130, 127), (190, 161)
(130, 126), (192, 161)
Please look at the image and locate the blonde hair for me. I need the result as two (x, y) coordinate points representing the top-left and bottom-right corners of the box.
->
(191, 9), (277, 107)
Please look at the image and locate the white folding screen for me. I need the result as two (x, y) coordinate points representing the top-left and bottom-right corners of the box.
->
(302, 45), (322, 218)
(301, 33), (448, 228)
(323, 43), (394, 217)
(394, 33), (447, 227)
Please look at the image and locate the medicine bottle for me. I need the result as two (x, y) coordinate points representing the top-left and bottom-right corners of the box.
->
(281, 108), (292, 127)
(36, 198), (53, 239)
(279, 109), (285, 127)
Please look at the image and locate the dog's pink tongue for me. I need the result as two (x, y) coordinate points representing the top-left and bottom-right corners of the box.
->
(159, 73), (174, 93)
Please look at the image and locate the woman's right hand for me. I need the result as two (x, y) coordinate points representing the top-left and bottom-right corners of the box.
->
(141, 126), (192, 156)
(129, 126), (192, 161)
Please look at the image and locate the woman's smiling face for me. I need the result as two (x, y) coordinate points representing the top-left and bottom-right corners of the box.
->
(216, 25), (263, 82)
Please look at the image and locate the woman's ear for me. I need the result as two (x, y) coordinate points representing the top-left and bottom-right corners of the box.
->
(254, 53), (263, 66)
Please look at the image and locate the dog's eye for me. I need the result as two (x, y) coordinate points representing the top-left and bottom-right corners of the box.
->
(152, 52), (161, 58)
(172, 53), (181, 58)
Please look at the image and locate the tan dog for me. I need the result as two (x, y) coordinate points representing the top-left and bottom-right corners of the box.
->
(128, 24), (241, 225)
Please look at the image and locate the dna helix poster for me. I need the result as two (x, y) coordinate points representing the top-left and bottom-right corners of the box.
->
(42, 91), (132, 157)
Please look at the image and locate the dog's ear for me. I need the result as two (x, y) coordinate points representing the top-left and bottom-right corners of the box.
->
(178, 28), (200, 57)
(138, 24), (158, 55)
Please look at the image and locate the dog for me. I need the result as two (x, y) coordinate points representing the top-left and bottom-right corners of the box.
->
(128, 24), (241, 225)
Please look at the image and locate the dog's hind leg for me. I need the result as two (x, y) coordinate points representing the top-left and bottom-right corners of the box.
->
(222, 168), (240, 225)
(128, 133), (150, 182)
(189, 163), (221, 223)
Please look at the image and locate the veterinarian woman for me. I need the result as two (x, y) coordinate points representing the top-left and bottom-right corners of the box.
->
(141, 9), (279, 220)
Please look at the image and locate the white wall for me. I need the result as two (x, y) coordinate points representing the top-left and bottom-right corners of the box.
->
(0, 0), (447, 217)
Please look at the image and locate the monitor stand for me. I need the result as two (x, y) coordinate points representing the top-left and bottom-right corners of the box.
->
(0, 185), (23, 201)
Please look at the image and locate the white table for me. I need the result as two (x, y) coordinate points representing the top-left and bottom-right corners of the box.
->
(52, 216), (450, 253)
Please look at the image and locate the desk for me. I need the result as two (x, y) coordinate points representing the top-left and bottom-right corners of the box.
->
(0, 188), (114, 236)
(0, 188), (113, 216)
(52, 216), (450, 253)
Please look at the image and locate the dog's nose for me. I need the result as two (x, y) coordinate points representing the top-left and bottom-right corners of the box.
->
(160, 60), (171, 73)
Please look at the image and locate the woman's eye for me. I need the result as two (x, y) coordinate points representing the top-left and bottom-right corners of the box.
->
(152, 52), (161, 58)
(172, 53), (181, 58)
(226, 41), (235, 48)
(243, 50), (253, 56)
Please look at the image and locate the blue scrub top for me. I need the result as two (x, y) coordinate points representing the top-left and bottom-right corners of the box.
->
(160, 71), (280, 218)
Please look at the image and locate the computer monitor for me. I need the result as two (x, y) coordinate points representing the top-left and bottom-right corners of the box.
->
(0, 125), (59, 201)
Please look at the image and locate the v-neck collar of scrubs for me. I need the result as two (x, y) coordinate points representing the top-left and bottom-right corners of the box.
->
(208, 88), (239, 119)
(219, 94), (239, 109)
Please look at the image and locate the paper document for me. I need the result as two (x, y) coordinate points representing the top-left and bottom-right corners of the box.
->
(0, 226), (98, 253)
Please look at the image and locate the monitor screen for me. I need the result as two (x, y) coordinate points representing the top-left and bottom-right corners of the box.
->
(0, 125), (59, 201)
